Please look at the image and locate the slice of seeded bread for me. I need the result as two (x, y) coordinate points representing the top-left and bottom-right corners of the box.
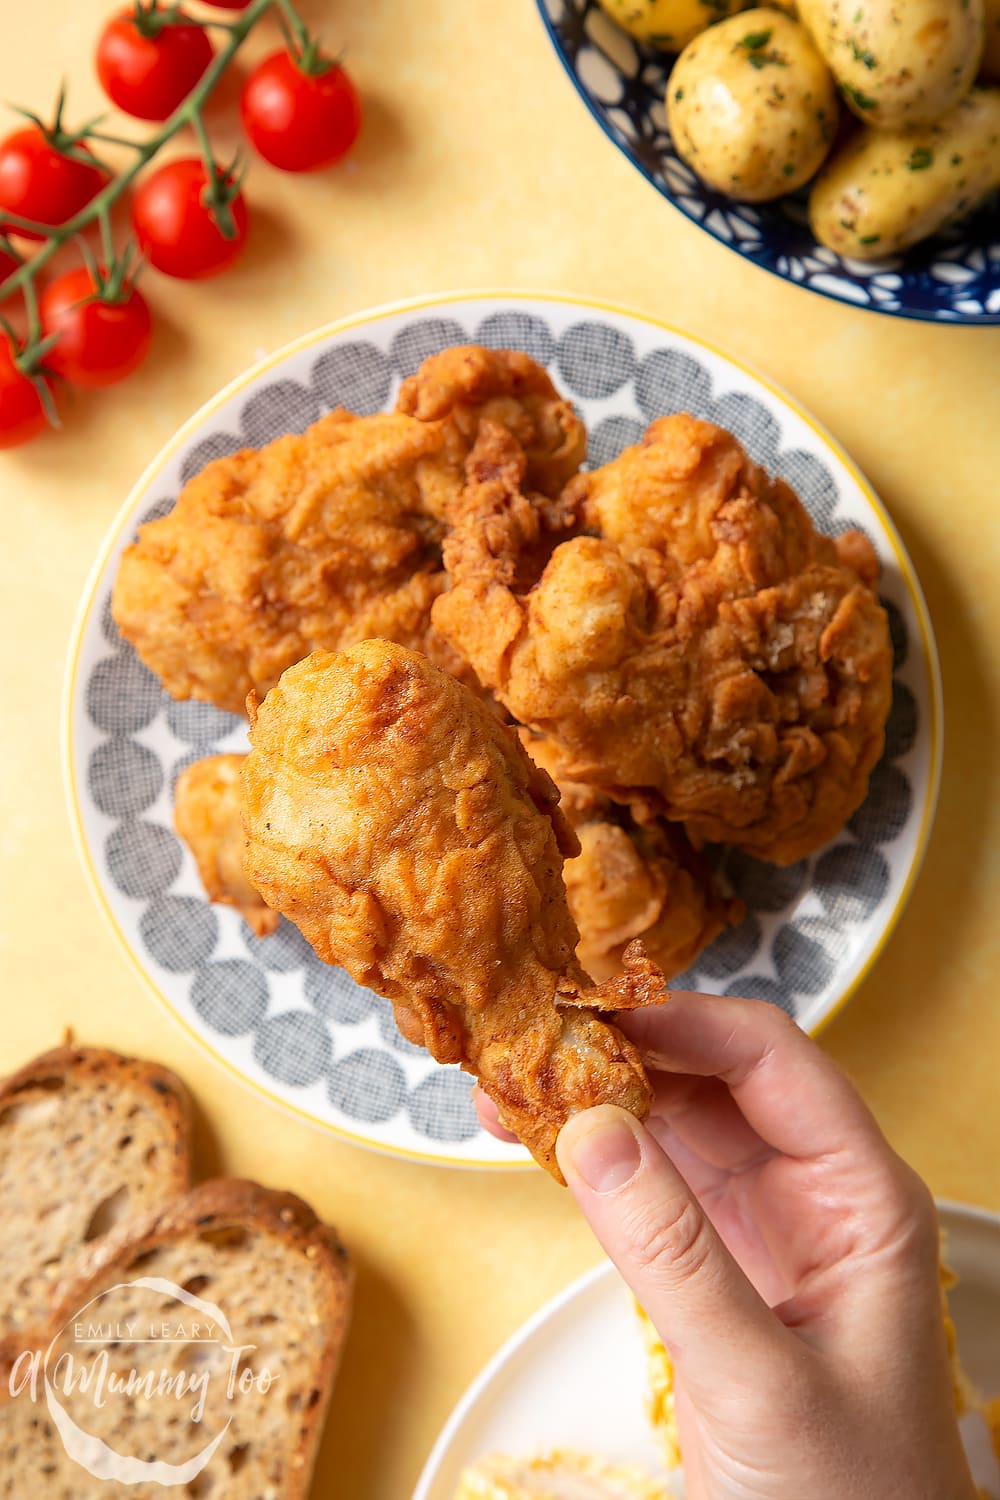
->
(0, 1046), (192, 1337)
(0, 1177), (352, 1499)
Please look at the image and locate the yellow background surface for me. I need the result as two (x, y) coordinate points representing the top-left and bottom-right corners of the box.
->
(1, 3), (998, 1495)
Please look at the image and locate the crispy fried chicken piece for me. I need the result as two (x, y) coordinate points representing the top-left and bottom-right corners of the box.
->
(241, 641), (659, 1179)
(174, 754), (277, 937)
(435, 416), (892, 866)
(113, 348), (585, 718)
(113, 408), (468, 715)
(396, 344), (586, 499)
(521, 733), (743, 983)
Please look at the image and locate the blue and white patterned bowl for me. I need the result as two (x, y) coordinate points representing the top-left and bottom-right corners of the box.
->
(537, 0), (1000, 323)
(63, 293), (942, 1169)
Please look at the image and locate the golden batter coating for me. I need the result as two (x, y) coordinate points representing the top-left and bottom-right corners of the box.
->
(113, 408), (466, 715)
(174, 753), (278, 937)
(435, 415), (892, 865)
(396, 343), (586, 499)
(112, 345), (585, 718)
(522, 733), (742, 983)
(242, 641), (658, 1179)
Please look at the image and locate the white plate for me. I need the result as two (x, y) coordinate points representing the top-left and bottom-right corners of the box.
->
(62, 292), (942, 1170)
(413, 1200), (1000, 1499)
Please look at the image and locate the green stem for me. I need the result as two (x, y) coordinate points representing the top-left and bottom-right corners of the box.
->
(98, 204), (115, 267)
(1, 211), (54, 235)
(191, 109), (237, 239)
(1, 0), (278, 302)
(191, 108), (217, 175)
(22, 272), (40, 341)
(176, 15), (237, 30)
(275, 0), (311, 55)
(84, 130), (150, 152)
(131, 1), (234, 36)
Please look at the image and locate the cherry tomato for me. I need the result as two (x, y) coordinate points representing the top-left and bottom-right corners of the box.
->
(131, 158), (249, 280)
(39, 266), (152, 389)
(0, 127), (107, 240)
(0, 335), (50, 449)
(240, 52), (361, 172)
(96, 9), (214, 122)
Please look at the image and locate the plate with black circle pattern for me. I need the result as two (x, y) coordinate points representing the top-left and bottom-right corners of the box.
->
(63, 293), (942, 1169)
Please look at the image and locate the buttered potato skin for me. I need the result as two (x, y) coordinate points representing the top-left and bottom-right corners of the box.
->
(595, 0), (753, 52)
(667, 10), (840, 201)
(809, 87), (1000, 257)
(797, 0), (985, 129)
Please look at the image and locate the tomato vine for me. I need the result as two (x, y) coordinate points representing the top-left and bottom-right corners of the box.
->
(0, 0), (352, 441)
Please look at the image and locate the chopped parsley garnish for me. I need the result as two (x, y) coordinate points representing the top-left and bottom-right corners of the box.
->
(850, 40), (877, 68)
(782, 163), (795, 176)
(842, 82), (877, 110)
(859, 234), (881, 244)
(907, 146), (934, 171)
(736, 26), (787, 67)
(674, 86), (684, 101)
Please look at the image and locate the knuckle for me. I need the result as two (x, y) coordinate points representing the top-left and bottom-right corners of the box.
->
(881, 1154), (934, 1224)
(628, 1195), (713, 1286)
(893, 1162), (937, 1240)
(864, 1157), (940, 1276)
(756, 1003), (800, 1054)
(730, 1004), (799, 1084)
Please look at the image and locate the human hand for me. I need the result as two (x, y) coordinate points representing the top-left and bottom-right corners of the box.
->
(476, 991), (976, 1500)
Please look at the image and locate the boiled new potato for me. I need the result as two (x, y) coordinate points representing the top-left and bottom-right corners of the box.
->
(810, 87), (1000, 258)
(797, 0), (985, 129)
(981, 0), (1000, 83)
(596, 0), (752, 52)
(667, 10), (840, 201)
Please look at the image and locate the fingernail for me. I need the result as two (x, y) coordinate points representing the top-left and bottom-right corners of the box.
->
(562, 1109), (643, 1194)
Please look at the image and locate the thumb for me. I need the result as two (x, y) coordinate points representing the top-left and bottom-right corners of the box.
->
(556, 1105), (791, 1406)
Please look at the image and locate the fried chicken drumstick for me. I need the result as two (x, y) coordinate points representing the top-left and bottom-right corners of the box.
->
(242, 640), (659, 1179)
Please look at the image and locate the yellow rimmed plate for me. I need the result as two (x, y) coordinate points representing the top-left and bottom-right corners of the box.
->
(62, 291), (942, 1170)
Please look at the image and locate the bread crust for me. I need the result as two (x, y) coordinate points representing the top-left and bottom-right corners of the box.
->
(0, 1045), (192, 1183)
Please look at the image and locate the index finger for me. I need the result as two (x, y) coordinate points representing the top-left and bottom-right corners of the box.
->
(473, 1083), (520, 1142)
(618, 991), (883, 1162)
